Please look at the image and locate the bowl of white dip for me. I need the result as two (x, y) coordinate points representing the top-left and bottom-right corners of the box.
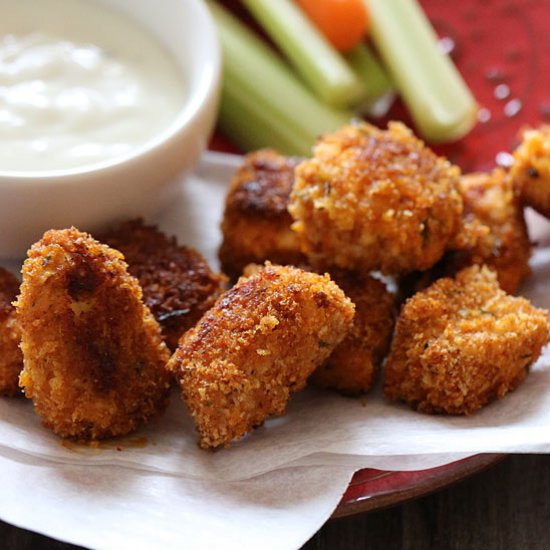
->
(0, 0), (220, 258)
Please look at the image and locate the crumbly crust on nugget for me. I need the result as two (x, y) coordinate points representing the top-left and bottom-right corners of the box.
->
(167, 263), (355, 449)
(288, 122), (463, 275)
(402, 169), (532, 298)
(0, 268), (22, 397)
(17, 228), (171, 439)
(446, 169), (531, 294)
(100, 219), (226, 350)
(219, 150), (305, 279)
(384, 266), (550, 414)
(511, 126), (550, 218)
(310, 270), (395, 395)
(244, 264), (395, 395)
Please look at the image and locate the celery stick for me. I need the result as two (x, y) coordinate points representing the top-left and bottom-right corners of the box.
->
(344, 44), (395, 117)
(364, 0), (478, 142)
(241, 0), (367, 108)
(220, 75), (317, 155)
(209, 1), (351, 156)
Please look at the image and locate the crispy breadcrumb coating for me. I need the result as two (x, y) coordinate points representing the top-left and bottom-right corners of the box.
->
(447, 169), (531, 294)
(288, 122), (463, 275)
(167, 263), (355, 449)
(17, 228), (171, 440)
(100, 219), (226, 350)
(398, 169), (531, 299)
(385, 266), (550, 414)
(0, 268), (22, 397)
(511, 126), (550, 218)
(244, 264), (396, 396)
(219, 150), (305, 279)
(310, 270), (395, 395)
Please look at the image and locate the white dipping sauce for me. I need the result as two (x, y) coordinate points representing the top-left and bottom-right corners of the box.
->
(0, 0), (186, 172)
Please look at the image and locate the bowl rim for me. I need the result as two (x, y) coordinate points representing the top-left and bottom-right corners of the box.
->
(0, 0), (221, 183)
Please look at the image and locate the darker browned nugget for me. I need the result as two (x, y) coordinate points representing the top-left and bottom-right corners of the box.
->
(510, 125), (550, 218)
(289, 122), (463, 275)
(219, 150), (305, 279)
(385, 266), (550, 415)
(310, 270), (395, 395)
(167, 263), (355, 449)
(100, 219), (226, 350)
(0, 268), (22, 397)
(17, 228), (171, 440)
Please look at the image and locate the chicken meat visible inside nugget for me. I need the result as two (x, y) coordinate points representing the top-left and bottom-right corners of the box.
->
(385, 265), (550, 414)
(219, 150), (305, 279)
(511, 125), (550, 218)
(100, 219), (226, 350)
(289, 121), (463, 275)
(0, 268), (23, 397)
(446, 169), (531, 294)
(310, 270), (395, 395)
(17, 228), (171, 440)
(167, 263), (355, 449)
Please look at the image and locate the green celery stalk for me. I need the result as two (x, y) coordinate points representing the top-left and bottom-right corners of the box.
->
(344, 44), (395, 117)
(220, 74), (316, 155)
(241, 0), (367, 108)
(364, 0), (478, 142)
(209, 1), (351, 156)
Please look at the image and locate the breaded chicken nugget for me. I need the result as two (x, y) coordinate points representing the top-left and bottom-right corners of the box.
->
(100, 219), (226, 350)
(511, 125), (550, 218)
(385, 266), (550, 414)
(310, 270), (395, 395)
(0, 268), (22, 397)
(288, 122), (463, 275)
(243, 264), (395, 395)
(167, 263), (355, 449)
(17, 228), (171, 440)
(446, 169), (531, 294)
(219, 150), (305, 279)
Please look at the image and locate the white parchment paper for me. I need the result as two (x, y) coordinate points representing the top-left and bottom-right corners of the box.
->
(1, 151), (549, 549)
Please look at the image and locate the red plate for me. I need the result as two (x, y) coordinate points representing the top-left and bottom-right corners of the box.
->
(334, 454), (505, 517)
(387, 0), (550, 173)
(211, 0), (549, 516)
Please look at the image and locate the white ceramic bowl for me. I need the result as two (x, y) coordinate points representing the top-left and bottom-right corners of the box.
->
(0, 0), (221, 259)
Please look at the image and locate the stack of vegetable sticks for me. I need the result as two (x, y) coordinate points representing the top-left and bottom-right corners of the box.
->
(211, 0), (477, 154)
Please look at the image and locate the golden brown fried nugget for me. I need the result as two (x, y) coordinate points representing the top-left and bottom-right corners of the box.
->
(244, 264), (395, 395)
(219, 150), (305, 279)
(511, 126), (550, 218)
(385, 266), (550, 415)
(17, 228), (171, 440)
(289, 122), (463, 275)
(167, 263), (355, 449)
(0, 268), (22, 397)
(310, 271), (395, 395)
(446, 169), (531, 294)
(100, 219), (226, 350)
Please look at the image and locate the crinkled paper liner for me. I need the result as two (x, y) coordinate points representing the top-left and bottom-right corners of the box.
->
(1, 152), (548, 549)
